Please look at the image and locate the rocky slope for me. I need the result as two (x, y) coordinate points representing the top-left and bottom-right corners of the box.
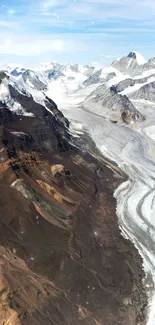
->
(83, 85), (145, 124)
(129, 81), (155, 101)
(111, 74), (155, 94)
(0, 72), (147, 325)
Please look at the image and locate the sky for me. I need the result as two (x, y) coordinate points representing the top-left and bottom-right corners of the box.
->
(0, 0), (155, 67)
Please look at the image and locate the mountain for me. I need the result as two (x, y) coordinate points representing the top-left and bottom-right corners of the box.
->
(76, 52), (155, 123)
(11, 66), (26, 77)
(21, 69), (48, 91)
(83, 84), (145, 124)
(110, 73), (155, 94)
(2, 51), (155, 126)
(3, 50), (155, 325)
(82, 68), (117, 87)
(127, 51), (146, 65)
(40, 62), (96, 79)
(129, 81), (155, 101)
(0, 60), (147, 325)
(143, 57), (155, 71)
(111, 51), (146, 76)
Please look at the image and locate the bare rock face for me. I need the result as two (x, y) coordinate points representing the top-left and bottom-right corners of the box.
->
(119, 95), (145, 124)
(121, 110), (142, 124)
(0, 70), (9, 84)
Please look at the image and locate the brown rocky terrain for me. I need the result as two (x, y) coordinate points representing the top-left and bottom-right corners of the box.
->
(0, 95), (147, 325)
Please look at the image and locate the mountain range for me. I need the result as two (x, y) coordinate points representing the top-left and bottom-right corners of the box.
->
(0, 50), (149, 325)
(1, 51), (155, 127)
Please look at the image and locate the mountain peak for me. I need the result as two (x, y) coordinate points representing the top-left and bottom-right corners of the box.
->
(127, 51), (146, 65)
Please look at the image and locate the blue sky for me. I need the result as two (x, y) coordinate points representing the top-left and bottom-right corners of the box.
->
(0, 0), (155, 67)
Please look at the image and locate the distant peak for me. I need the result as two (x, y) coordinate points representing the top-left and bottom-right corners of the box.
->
(127, 51), (146, 65)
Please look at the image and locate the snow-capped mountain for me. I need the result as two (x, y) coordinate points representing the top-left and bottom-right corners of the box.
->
(111, 52), (146, 76)
(110, 73), (155, 94)
(41, 62), (96, 77)
(82, 67), (117, 87)
(143, 57), (155, 70)
(39, 62), (98, 103)
(127, 51), (146, 65)
(1, 51), (155, 125)
(0, 70), (52, 117)
(22, 70), (48, 91)
(82, 83), (145, 124)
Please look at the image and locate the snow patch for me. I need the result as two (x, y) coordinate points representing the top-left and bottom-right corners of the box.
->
(0, 78), (9, 100)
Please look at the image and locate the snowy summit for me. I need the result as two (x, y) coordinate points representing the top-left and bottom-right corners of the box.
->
(127, 51), (146, 65)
